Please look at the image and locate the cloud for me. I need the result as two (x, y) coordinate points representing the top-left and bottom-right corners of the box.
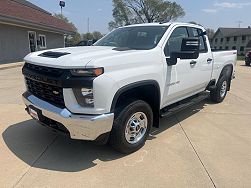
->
(202, 1), (251, 14)
(214, 2), (251, 9)
(97, 8), (103, 12)
(202, 9), (218, 13)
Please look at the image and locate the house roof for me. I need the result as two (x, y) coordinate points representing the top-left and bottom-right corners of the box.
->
(215, 27), (251, 37)
(0, 0), (75, 34)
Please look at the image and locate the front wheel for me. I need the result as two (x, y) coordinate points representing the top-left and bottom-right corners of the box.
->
(210, 75), (228, 103)
(109, 100), (153, 154)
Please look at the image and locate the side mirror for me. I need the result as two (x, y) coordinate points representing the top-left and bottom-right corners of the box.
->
(166, 37), (200, 66)
(181, 37), (200, 53)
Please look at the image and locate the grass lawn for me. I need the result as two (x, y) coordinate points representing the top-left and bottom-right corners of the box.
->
(237, 56), (245, 61)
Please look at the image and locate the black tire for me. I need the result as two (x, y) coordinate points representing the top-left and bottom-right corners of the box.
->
(245, 61), (250, 66)
(109, 100), (153, 154)
(210, 75), (228, 103)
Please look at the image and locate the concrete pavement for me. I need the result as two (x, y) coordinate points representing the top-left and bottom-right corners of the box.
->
(0, 62), (250, 188)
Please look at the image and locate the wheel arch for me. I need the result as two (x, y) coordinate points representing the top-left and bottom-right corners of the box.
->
(219, 64), (233, 90)
(110, 80), (161, 128)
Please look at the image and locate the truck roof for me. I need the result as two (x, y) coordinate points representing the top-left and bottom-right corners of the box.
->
(123, 22), (205, 30)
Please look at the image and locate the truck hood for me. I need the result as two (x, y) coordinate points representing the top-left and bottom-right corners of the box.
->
(24, 46), (140, 69)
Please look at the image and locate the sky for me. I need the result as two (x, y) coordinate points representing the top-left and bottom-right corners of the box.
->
(28, 0), (251, 34)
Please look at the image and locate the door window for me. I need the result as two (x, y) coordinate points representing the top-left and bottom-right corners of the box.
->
(190, 28), (208, 53)
(164, 27), (189, 56)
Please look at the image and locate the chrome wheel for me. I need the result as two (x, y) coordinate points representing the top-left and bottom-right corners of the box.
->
(220, 81), (227, 98)
(125, 112), (148, 144)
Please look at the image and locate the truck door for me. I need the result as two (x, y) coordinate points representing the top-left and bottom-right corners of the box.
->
(187, 27), (213, 91)
(162, 26), (213, 107)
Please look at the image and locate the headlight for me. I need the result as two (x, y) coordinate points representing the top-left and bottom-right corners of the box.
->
(70, 68), (104, 77)
(73, 88), (94, 107)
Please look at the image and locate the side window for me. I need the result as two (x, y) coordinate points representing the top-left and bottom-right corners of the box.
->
(39, 35), (47, 49)
(190, 28), (208, 53)
(165, 27), (189, 56)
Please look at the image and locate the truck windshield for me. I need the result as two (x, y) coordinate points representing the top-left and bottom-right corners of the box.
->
(94, 26), (169, 50)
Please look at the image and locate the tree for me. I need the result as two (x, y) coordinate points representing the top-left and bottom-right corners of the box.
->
(54, 13), (81, 46)
(92, 31), (104, 40)
(82, 32), (104, 40)
(109, 0), (185, 30)
(82, 32), (94, 40)
(206, 28), (215, 40)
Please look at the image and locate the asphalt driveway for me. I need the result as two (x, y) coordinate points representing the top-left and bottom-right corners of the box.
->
(0, 62), (250, 188)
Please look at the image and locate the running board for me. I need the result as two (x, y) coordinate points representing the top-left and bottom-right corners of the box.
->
(160, 92), (209, 118)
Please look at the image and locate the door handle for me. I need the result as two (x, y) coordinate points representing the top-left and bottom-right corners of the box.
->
(207, 58), (213, 63)
(190, 60), (197, 65)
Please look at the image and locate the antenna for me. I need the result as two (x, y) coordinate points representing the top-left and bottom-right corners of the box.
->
(237, 21), (243, 28)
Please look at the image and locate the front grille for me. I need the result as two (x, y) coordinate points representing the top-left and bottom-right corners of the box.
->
(26, 78), (65, 108)
(24, 63), (64, 77)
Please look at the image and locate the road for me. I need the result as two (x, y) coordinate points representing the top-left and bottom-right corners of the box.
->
(0, 62), (250, 188)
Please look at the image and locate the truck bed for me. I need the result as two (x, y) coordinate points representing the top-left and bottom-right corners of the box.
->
(211, 50), (237, 81)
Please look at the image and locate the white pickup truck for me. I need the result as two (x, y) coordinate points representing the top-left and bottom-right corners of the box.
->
(22, 22), (237, 153)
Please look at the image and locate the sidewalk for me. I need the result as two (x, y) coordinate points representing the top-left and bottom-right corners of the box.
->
(0, 62), (24, 71)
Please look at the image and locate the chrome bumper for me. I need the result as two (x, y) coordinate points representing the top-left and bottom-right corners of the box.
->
(22, 92), (114, 141)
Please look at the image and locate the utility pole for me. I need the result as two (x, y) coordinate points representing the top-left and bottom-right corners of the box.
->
(87, 17), (90, 33)
(59, 1), (65, 15)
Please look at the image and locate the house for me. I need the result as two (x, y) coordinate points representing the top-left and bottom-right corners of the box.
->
(0, 0), (75, 64)
(211, 27), (251, 55)
(246, 40), (251, 53)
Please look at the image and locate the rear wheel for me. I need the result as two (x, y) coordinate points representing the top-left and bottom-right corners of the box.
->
(210, 75), (228, 103)
(109, 100), (153, 154)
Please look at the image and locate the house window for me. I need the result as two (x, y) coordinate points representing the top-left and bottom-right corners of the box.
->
(28, 31), (37, 52)
(234, 36), (237, 41)
(242, 36), (246, 41)
(215, 38), (218, 43)
(225, 46), (229, 50)
(219, 46), (222, 49)
(39, 35), (47, 49)
(221, 38), (224, 42)
(240, 46), (245, 51)
(226, 37), (230, 42)
(232, 46), (236, 50)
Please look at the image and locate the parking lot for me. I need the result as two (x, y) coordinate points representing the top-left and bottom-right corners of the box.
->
(0, 61), (250, 188)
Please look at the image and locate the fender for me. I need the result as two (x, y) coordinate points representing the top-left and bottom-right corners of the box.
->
(218, 64), (234, 90)
(219, 64), (233, 78)
(110, 80), (161, 112)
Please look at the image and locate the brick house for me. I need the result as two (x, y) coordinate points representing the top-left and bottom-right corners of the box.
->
(0, 0), (75, 64)
(211, 27), (251, 55)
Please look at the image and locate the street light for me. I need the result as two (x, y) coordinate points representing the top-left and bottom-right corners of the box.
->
(59, 1), (65, 15)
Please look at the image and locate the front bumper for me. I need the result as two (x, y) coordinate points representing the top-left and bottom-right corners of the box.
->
(22, 92), (114, 141)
